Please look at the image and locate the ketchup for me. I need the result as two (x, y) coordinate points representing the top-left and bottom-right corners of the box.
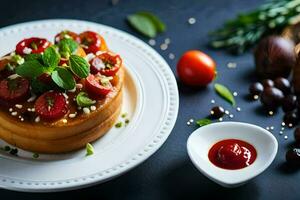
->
(208, 139), (257, 170)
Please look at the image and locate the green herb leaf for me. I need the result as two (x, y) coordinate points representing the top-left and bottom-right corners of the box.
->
(30, 78), (53, 94)
(69, 55), (90, 78)
(32, 153), (39, 159)
(51, 67), (75, 90)
(115, 121), (123, 128)
(11, 54), (24, 65)
(86, 143), (94, 156)
(16, 60), (47, 79)
(127, 13), (157, 38)
(214, 83), (236, 106)
(196, 118), (212, 127)
(42, 46), (60, 69)
(24, 53), (43, 62)
(58, 38), (78, 58)
(137, 11), (166, 33)
(76, 92), (96, 107)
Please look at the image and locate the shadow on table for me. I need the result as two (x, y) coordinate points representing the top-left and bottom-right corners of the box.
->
(160, 158), (259, 200)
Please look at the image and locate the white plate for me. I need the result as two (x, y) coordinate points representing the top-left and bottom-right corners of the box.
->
(0, 19), (179, 192)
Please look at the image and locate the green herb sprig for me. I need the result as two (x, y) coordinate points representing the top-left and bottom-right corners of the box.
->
(214, 83), (236, 106)
(210, 0), (300, 54)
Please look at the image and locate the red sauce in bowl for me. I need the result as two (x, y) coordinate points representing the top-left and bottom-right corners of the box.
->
(208, 139), (257, 170)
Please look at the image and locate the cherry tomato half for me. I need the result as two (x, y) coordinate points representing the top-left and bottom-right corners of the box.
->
(16, 37), (51, 55)
(177, 50), (216, 86)
(85, 74), (112, 97)
(79, 31), (107, 54)
(54, 30), (81, 44)
(89, 52), (122, 76)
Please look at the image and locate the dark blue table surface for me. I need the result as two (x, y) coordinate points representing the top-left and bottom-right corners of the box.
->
(0, 0), (298, 199)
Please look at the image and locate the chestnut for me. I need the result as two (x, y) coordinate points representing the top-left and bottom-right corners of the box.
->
(254, 36), (296, 79)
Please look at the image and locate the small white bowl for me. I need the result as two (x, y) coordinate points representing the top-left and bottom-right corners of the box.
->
(187, 121), (278, 188)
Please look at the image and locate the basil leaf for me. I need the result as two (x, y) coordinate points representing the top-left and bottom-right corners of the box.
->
(16, 60), (46, 79)
(51, 68), (75, 90)
(76, 92), (96, 107)
(69, 55), (90, 78)
(24, 53), (42, 62)
(196, 118), (212, 127)
(42, 46), (60, 69)
(86, 143), (94, 156)
(58, 38), (78, 58)
(127, 13), (157, 38)
(30, 78), (53, 94)
(137, 12), (166, 33)
(214, 83), (236, 106)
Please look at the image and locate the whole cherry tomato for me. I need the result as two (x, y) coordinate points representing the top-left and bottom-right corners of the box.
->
(79, 31), (107, 54)
(85, 74), (112, 97)
(54, 30), (81, 44)
(177, 50), (216, 86)
(16, 37), (51, 55)
(89, 52), (122, 76)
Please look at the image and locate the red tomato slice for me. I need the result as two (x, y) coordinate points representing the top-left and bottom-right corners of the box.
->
(16, 37), (51, 55)
(79, 31), (108, 54)
(85, 74), (112, 97)
(89, 52), (122, 76)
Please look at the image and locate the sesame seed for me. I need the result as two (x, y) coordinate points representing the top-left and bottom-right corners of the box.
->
(268, 111), (274, 116)
(279, 131), (283, 135)
(76, 83), (83, 89)
(35, 116), (40, 123)
(253, 95), (259, 100)
(68, 113), (77, 118)
(164, 38), (171, 44)
(288, 123), (293, 127)
(9, 108), (13, 112)
(233, 92), (238, 96)
(15, 104), (23, 109)
(281, 127), (285, 130)
(211, 99), (215, 104)
(83, 107), (90, 114)
(90, 105), (96, 111)
(188, 17), (196, 24)
(227, 62), (237, 68)
(148, 39), (156, 46)
(284, 135), (288, 140)
(62, 119), (68, 123)
(225, 110), (230, 115)
(27, 94), (37, 102)
(266, 127), (270, 130)
(189, 119), (194, 123)
(187, 121), (191, 126)
(31, 108), (35, 112)
(281, 122), (286, 126)
(11, 112), (17, 116)
(210, 110), (214, 115)
(66, 101), (69, 104)
(229, 114), (234, 118)
(160, 43), (168, 50)
(236, 107), (241, 112)
(18, 115), (21, 119)
(62, 93), (68, 99)
(20, 118), (24, 122)
(168, 53), (175, 60)
(270, 126), (274, 130)
(219, 118), (223, 122)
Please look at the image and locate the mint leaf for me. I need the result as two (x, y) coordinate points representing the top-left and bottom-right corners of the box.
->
(127, 14), (157, 38)
(16, 60), (46, 79)
(42, 46), (60, 69)
(51, 67), (75, 90)
(58, 38), (78, 58)
(76, 92), (96, 107)
(30, 78), (53, 94)
(24, 53), (42, 62)
(196, 118), (212, 127)
(86, 143), (94, 156)
(69, 55), (90, 78)
(214, 83), (236, 106)
(137, 12), (166, 33)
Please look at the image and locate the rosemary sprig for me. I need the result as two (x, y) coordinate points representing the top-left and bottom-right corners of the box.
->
(210, 0), (300, 54)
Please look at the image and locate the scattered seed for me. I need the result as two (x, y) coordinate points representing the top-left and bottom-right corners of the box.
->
(168, 53), (175, 60)
(90, 105), (96, 111)
(279, 131), (283, 135)
(268, 111), (274, 116)
(35, 116), (40, 123)
(233, 92), (238, 96)
(211, 99), (215, 104)
(160, 43), (168, 50)
(227, 62), (237, 68)
(270, 126), (274, 130)
(236, 107), (241, 112)
(148, 39), (156, 46)
(15, 104), (23, 109)
(288, 123), (293, 128)
(164, 38), (171, 44)
(281, 127), (285, 131)
(83, 107), (90, 114)
(253, 95), (259, 100)
(62, 119), (68, 123)
(8, 108), (13, 112)
(229, 114), (234, 118)
(225, 110), (230, 115)
(20, 118), (24, 122)
(266, 127), (270, 130)
(281, 122), (286, 126)
(189, 118), (194, 123)
(188, 17), (196, 24)
(187, 121), (191, 126)
(219, 117), (223, 122)
(68, 113), (77, 118)
(284, 135), (288, 140)
(11, 111), (17, 116)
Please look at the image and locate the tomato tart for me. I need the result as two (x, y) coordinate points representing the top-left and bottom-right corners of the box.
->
(0, 30), (124, 153)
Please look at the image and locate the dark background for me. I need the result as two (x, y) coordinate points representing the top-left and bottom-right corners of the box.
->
(0, 0), (298, 199)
